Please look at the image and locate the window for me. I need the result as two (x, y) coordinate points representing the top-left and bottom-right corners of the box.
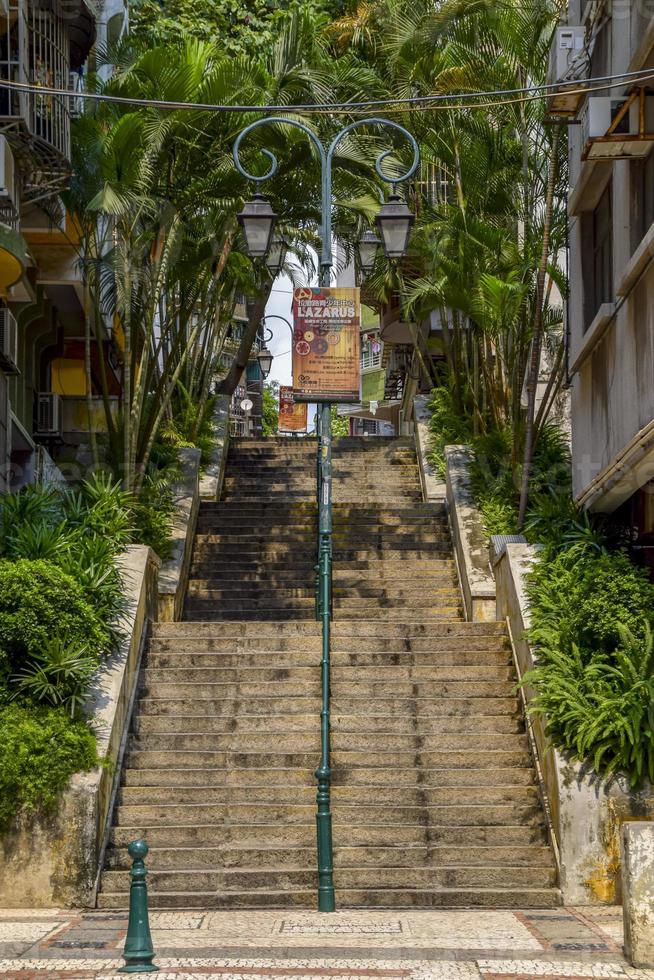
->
(631, 149), (654, 253)
(582, 181), (613, 329)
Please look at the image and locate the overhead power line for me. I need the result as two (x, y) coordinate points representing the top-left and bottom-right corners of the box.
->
(0, 67), (653, 115)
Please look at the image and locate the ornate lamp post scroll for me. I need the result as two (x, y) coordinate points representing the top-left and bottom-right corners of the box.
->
(233, 118), (419, 913)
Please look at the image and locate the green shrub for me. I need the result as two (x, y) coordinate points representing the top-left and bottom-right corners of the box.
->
(427, 387), (473, 476)
(64, 473), (134, 549)
(0, 705), (99, 829)
(523, 625), (654, 786)
(528, 549), (654, 659)
(131, 474), (175, 559)
(0, 560), (108, 689)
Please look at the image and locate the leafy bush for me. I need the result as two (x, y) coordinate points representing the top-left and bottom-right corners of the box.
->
(427, 387), (473, 476)
(528, 548), (654, 660)
(523, 625), (654, 786)
(163, 384), (218, 466)
(131, 474), (175, 559)
(0, 705), (99, 829)
(428, 385), (654, 785)
(0, 560), (108, 692)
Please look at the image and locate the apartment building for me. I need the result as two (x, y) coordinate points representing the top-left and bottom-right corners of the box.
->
(0, 0), (119, 491)
(550, 0), (654, 564)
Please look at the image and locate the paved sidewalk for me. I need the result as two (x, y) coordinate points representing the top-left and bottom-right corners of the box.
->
(0, 907), (651, 980)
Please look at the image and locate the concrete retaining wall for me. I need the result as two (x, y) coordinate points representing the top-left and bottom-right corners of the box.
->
(622, 821), (654, 967)
(412, 395), (446, 502)
(199, 396), (230, 501)
(496, 543), (654, 905)
(0, 546), (160, 907)
(444, 445), (496, 622)
(158, 447), (201, 622)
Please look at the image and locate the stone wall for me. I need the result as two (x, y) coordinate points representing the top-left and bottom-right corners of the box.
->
(158, 447), (201, 622)
(0, 546), (160, 907)
(443, 445), (496, 622)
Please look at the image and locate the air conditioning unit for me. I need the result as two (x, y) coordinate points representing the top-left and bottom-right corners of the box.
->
(0, 136), (17, 211)
(580, 94), (654, 160)
(547, 26), (588, 116)
(35, 392), (62, 437)
(0, 307), (19, 375)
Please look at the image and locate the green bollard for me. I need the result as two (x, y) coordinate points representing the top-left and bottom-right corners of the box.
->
(119, 839), (159, 973)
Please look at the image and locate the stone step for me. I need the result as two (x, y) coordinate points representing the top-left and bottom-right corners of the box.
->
(97, 885), (560, 910)
(146, 637), (508, 655)
(136, 696), (519, 718)
(191, 564), (454, 582)
(104, 842), (554, 871)
(124, 749), (533, 771)
(143, 649), (511, 669)
(223, 494), (424, 502)
(100, 863), (557, 895)
(181, 608), (463, 622)
(141, 665), (514, 685)
(185, 583), (459, 598)
(109, 820), (546, 849)
(122, 766), (535, 789)
(139, 680), (514, 700)
(190, 545), (453, 559)
(128, 731), (528, 754)
(191, 532), (451, 545)
(197, 510), (446, 522)
(118, 783), (539, 807)
(183, 593), (462, 608)
(186, 567), (457, 581)
(200, 504), (444, 516)
(153, 621), (505, 637)
(113, 800), (543, 828)
(134, 712), (524, 735)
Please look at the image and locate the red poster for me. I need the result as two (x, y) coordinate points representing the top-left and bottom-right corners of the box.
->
(292, 287), (361, 402)
(278, 385), (308, 433)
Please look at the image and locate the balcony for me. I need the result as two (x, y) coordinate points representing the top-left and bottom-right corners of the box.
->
(0, 0), (96, 196)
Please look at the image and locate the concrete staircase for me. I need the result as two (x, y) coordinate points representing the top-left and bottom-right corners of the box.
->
(99, 437), (559, 909)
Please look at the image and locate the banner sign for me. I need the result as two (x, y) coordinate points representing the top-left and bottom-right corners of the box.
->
(278, 385), (308, 433)
(292, 286), (361, 402)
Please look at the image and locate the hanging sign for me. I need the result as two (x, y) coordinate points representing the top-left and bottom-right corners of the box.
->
(292, 286), (361, 402)
(278, 385), (308, 433)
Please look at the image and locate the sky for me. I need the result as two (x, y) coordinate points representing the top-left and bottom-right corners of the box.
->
(264, 259), (320, 431)
(264, 273), (295, 388)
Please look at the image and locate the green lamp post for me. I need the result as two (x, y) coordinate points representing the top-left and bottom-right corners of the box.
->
(233, 117), (419, 913)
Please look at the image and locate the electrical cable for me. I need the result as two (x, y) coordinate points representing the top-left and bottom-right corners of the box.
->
(0, 66), (653, 115)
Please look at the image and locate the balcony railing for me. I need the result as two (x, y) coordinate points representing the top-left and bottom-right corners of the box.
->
(0, 0), (77, 188)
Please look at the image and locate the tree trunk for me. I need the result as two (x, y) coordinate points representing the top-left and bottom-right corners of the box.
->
(215, 280), (273, 397)
(517, 128), (560, 528)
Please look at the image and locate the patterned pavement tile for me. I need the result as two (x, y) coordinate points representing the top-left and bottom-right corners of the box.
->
(477, 960), (629, 976)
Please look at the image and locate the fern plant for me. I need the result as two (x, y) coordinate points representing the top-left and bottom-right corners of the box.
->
(523, 625), (654, 786)
(10, 639), (98, 720)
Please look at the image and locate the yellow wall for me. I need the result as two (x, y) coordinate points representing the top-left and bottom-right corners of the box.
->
(51, 359), (88, 396)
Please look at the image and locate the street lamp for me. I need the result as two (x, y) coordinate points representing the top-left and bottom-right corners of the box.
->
(233, 116), (419, 916)
(266, 235), (289, 276)
(237, 193), (277, 258)
(357, 229), (381, 274)
(257, 343), (274, 379)
(375, 191), (415, 259)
